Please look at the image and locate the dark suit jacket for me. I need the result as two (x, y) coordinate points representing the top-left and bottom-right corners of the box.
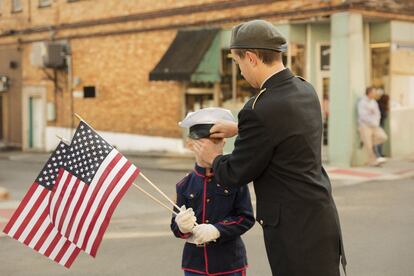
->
(212, 68), (346, 276)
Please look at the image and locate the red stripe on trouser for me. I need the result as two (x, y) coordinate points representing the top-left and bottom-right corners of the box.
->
(81, 162), (131, 250)
(52, 173), (72, 224)
(90, 168), (139, 256)
(182, 267), (247, 275)
(57, 179), (81, 231)
(72, 153), (122, 244)
(3, 183), (38, 234)
(13, 189), (49, 240)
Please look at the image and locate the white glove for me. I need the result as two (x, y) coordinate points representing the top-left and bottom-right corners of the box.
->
(175, 205), (196, 234)
(192, 224), (220, 245)
(185, 234), (197, 244)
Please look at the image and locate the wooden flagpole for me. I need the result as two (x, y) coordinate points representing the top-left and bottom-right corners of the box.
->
(138, 173), (181, 211)
(55, 134), (71, 145)
(132, 183), (177, 215)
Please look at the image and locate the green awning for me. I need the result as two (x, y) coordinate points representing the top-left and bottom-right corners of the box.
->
(149, 28), (220, 82)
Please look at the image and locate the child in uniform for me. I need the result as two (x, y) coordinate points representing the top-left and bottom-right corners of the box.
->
(171, 107), (255, 276)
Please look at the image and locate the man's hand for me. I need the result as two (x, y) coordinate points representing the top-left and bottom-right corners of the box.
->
(192, 138), (224, 167)
(209, 121), (238, 139)
(175, 205), (197, 234)
(192, 224), (220, 244)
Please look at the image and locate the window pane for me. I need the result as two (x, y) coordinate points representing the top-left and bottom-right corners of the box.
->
(39, 0), (51, 7)
(12, 0), (23, 12)
(83, 86), (96, 98)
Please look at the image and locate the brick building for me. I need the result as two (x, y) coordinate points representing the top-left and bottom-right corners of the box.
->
(0, 0), (413, 165)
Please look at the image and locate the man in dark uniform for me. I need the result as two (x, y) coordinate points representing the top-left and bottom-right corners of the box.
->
(192, 20), (346, 276)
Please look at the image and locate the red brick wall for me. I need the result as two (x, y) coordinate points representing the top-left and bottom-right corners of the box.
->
(0, 0), (331, 138)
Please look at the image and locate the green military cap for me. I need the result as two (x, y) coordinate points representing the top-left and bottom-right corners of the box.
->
(230, 19), (287, 52)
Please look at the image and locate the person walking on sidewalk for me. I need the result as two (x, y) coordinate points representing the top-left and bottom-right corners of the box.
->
(191, 19), (346, 276)
(358, 87), (388, 166)
(171, 108), (255, 276)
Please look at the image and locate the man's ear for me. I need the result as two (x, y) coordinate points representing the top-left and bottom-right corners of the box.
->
(245, 51), (258, 67)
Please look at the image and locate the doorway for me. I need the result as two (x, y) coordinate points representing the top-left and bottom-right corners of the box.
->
(23, 86), (46, 151)
(28, 96), (44, 149)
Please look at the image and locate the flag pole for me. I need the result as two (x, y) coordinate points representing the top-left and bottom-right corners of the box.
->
(132, 183), (178, 215)
(72, 113), (181, 212)
(136, 174), (198, 226)
(55, 134), (71, 145)
(74, 113), (95, 130)
(138, 173), (181, 211)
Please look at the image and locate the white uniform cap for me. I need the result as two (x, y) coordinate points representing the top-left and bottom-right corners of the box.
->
(179, 107), (235, 128)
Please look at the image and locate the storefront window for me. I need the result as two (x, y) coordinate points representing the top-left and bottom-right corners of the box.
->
(185, 83), (214, 113)
(371, 45), (390, 89)
(290, 44), (306, 76)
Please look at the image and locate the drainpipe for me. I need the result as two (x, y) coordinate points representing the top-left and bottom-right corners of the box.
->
(65, 42), (75, 137)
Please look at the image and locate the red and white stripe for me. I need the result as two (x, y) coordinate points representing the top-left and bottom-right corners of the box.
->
(49, 149), (139, 256)
(2, 183), (80, 268)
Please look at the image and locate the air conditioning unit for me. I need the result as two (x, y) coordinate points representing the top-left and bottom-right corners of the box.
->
(0, 76), (10, 92)
(30, 42), (67, 69)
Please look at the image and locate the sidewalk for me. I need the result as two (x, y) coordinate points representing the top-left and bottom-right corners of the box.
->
(326, 157), (414, 186)
(1, 150), (414, 181)
(0, 150), (195, 172)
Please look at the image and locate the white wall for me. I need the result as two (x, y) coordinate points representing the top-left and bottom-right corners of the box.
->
(45, 126), (187, 153)
(389, 21), (414, 158)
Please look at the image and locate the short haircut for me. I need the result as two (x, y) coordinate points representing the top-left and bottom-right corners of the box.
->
(233, 48), (281, 65)
(365, 87), (375, 95)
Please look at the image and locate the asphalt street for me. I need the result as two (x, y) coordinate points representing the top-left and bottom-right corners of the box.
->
(0, 158), (413, 276)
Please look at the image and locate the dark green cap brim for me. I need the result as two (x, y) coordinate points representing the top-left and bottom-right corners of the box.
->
(188, 124), (214, 140)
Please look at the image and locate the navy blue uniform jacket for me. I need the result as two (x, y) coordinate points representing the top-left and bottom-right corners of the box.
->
(170, 165), (255, 275)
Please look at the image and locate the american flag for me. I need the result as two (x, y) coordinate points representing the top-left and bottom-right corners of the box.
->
(2, 142), (81, 268)
(49, 121), (140, 257)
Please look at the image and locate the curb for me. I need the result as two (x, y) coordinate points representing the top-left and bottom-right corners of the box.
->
(328, 167), (414, 187)
(392, 169), (414, 180)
